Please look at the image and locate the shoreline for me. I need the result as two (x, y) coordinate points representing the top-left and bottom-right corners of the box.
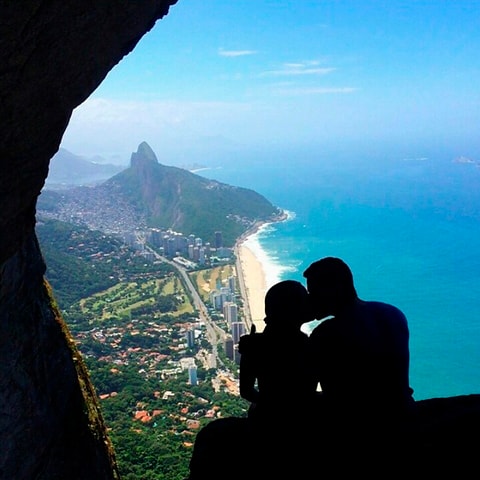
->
(236, 241), (268, 333)
(234, 211), (289, 333)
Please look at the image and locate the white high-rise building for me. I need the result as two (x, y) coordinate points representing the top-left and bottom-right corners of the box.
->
(223, 302), (238, 325)
(220, 286), (233, 302)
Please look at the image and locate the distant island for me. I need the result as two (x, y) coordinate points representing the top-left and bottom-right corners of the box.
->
(454, 155), (480, 167)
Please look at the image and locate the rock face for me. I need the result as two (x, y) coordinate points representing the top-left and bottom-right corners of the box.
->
(0, 2), (177, 478)
(0, 234), (119, 479)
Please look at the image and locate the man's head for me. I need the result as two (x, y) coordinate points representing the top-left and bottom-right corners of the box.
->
(303, 257), (357, 318)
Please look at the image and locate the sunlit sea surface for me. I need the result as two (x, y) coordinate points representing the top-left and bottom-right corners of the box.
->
(200, 151), (480, 401)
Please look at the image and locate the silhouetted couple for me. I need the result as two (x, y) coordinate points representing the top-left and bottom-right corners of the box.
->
(188, 256), (417, 479)
(239, 256), (416, 475)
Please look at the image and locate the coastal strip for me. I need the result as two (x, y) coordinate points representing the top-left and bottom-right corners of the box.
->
(236, 240), (268, 333)
(234, 212), (288, 333)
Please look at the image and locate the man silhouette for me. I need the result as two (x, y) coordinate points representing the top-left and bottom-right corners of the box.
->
(304, 257), (415, 470)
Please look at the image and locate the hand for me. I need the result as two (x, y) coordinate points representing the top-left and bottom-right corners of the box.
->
(238, 323), (257, 354)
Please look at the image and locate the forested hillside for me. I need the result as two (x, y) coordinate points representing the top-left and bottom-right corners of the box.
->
(36, 217), (249, 480)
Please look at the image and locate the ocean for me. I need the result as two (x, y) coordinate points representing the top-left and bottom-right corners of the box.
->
(200, 150), (480, 401)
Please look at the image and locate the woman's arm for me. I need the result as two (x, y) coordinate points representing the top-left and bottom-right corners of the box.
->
(239, 329), (261, 403)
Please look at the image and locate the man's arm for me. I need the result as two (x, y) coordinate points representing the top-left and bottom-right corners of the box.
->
(381, 304), (414, 398)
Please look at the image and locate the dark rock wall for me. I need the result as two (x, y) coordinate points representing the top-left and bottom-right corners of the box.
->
(0, 1), (177, 478)
(0, 233), (119, 478)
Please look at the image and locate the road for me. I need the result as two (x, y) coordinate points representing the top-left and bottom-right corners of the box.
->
(143, 244), (224, 369)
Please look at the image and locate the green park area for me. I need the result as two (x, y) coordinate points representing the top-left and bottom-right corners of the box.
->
(73, 263), (237, 326)
(78, 276), (194, 323)
(189, 264), (236, 303)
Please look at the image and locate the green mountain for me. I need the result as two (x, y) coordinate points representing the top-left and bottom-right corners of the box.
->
(39, 142), (284, 247)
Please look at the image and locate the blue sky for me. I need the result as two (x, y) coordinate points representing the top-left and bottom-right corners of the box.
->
(60, 0), (480, 166)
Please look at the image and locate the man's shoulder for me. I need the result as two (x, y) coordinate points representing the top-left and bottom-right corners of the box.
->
(365, 300), (408, 328)
(366, 300), (405, 315)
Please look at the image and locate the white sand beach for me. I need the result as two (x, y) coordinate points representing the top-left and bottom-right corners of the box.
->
(236, 241), (268, 333)
(235, 213), (290, 334)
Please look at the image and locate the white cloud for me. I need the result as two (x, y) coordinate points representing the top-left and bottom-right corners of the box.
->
(70, 98), (187, 126)
(61, 97), (256, 162)
(271, 86), (357, 96)
(283, 60), (323, 68)
(260, 61), (335, 77)
(218, 49), (257, 57)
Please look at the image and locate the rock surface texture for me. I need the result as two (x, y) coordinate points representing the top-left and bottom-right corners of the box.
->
(0, 2), (177, 479)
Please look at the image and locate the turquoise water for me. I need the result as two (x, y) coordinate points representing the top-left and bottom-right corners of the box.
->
(201, 152), (480, 401)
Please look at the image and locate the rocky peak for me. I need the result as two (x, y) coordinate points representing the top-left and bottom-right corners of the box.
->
(130, 141), (159, 169)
